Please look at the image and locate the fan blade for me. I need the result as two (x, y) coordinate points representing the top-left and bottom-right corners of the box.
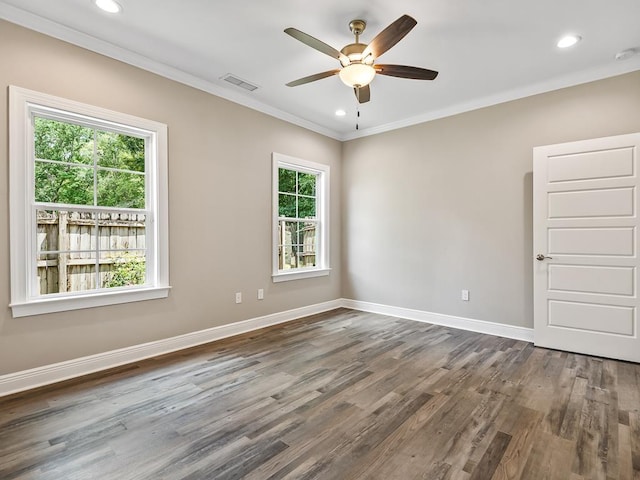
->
(285, 28), (349, 64)
(354, 85), (371, 103)
(362, 15), (417, 60)
(286, 69), (340, 87)
(375, 64), (438, 80)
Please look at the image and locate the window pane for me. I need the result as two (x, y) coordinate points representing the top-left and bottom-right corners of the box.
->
(38, 251), (98, 295)
(101, 252), (146, 289)
(35, 162), (94, 205)
(97, 131), (145, 172)
(67, 252), (98, 293)
(67, 211), (97, 253)
(279, 193), (296, 217)
(97, 169), (145, 208)
(36, 210), (98, 295)
(279, 244), (299, 270)
(298, 172), (316, 196)
(35, 210), (150, 294)
(37, 260), (60, 295)
(98, 215), (147, 287)
(299, 222), (317, 268)
(278, 220), (301, 270)
(277, 220), (318, 271)
(279, 220), (300, 246)
(36, 210), (60, 253)
(300, 222), (317, 250)
(34, 117), (93, 165)
(298, 196), (316, 218)
(278, 168), (296, 193)
(98, 213), (147, 251)
(37, 210), (97, 255)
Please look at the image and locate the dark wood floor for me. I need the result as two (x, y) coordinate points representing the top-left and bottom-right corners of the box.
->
(1, 308), (639, 479)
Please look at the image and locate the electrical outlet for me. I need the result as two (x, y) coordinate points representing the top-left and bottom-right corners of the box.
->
(257, 288), (264, 300)
(235, 292), (242, 304)
(461, 289), (470, 301)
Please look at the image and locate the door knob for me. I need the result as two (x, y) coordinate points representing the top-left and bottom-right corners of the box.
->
(536, 254), (553, 261)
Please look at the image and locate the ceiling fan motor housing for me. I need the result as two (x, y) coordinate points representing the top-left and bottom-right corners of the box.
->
(340, 43), (371, 66)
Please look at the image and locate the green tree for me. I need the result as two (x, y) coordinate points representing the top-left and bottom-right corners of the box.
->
(34, 118), (94, 204)
(278, 168), (316, 218)
(34, 117), (145, 208)
(97, 131), (145, 172)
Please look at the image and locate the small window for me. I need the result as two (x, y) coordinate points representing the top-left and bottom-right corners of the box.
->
(9, 86), (170, 317)
(272, 153), (330, 282)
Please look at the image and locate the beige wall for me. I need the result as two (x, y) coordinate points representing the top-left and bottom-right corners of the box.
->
(342, 71), (640, 328)
(0, 21), (342, 374)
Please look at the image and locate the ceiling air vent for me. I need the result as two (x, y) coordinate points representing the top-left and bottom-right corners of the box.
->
(221, 74), (259, 92)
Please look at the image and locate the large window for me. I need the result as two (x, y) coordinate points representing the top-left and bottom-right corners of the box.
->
(272, 153), (329, 282)
(9, 86), (169, 317)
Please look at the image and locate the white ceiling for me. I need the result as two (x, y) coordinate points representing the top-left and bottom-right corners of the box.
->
(2, 0), (640, 140)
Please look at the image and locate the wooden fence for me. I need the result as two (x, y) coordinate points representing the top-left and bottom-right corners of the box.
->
(37, 211), (146, 294)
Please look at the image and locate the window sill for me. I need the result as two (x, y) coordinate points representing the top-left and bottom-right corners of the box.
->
(272, 268), (331, 283)
(10, 286), (172, 318)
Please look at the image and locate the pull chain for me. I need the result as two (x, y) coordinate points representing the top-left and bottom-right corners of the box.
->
(355, 88), (361, 130)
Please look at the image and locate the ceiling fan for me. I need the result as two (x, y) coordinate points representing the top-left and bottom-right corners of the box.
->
(284, 14), (438, 104)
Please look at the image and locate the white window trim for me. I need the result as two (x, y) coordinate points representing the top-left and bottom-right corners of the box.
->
(9, 86), (170, 317)
(272, 152), (330, 282)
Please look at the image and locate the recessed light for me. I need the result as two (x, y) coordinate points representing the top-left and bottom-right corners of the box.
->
(616, 48), (639, 61)
(94, 0), (122, 14)
(557, 34), (581, 49)
(335, 109), (347, 117)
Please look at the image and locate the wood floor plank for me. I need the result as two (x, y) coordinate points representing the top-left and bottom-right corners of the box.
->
(629, 412), (640, 477)
(468, 430), (512, 480)
(1, 308), (638, 479)
(520, 431), (575, 480)
(618, 423), (634, 480)
(490, 404), (543, 479)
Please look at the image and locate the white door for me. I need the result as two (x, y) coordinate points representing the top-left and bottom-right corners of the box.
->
(533, 132), (640, 362)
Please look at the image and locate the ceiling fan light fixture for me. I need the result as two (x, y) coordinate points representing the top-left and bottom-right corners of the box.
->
(339, 63), (376, 88)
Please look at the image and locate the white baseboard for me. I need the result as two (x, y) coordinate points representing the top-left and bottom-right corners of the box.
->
(0, 298), (533, 397)
(0, 299), (342, 397)
(341, 299), (534, 343)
